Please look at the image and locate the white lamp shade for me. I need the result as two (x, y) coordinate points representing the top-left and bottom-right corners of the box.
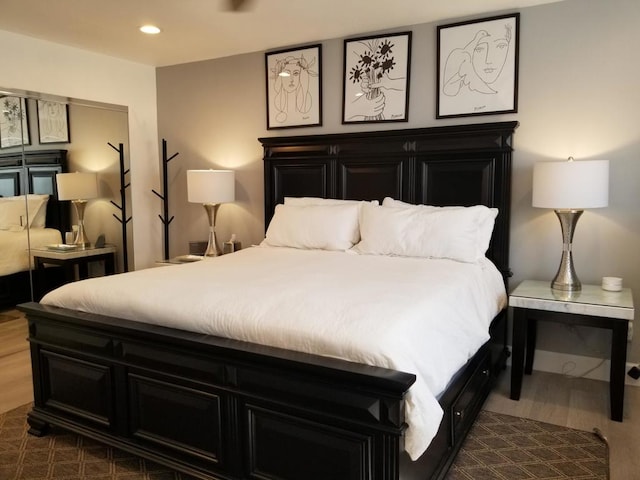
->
(187, 169), (235, 204)
(532, 159), (609, 209)
(56, 172), (99, 201)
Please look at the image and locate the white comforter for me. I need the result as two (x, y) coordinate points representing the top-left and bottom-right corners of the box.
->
(0, 228), (62, 276)
(41, 246), (506, 460)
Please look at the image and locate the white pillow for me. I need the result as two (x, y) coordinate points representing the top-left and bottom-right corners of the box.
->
(382, 197), (498, 256)
(0, 196), (27, 230)
(262, 203), (360, 251)
(354, 202), (498, 263)
(285, 197), (379, 206)
(0, 194), (49, 230)
(27, 194), (50, 228)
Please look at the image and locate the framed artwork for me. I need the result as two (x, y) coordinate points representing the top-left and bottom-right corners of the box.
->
(343, 32), (412, 124)
(0, 97), (30, 149)
(37, 100), (70, 143)
(437, 13), (520, 119)
(265, 44), (322, 129)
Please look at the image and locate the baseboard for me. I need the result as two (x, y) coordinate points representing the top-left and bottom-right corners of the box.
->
(507, 349), (640, 387)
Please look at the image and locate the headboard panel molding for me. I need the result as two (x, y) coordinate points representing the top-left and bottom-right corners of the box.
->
(260, 121), (518, 279)
(0, 149), (69, 233)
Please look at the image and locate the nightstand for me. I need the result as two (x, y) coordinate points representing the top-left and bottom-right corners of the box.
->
(509, 279), (634, 421)
(31, 245), (117, 297)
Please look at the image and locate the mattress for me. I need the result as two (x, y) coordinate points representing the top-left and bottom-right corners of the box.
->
(0, 228), (62, 276)
(41, 245), (507, 459)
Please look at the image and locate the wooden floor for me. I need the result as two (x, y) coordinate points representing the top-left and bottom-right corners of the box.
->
(0, 310), (33, 414)
(1, 309), (638, 479)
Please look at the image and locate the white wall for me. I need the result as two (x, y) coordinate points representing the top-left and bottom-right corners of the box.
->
(157, 0), (640, 363)
(0, 30), (160, 269)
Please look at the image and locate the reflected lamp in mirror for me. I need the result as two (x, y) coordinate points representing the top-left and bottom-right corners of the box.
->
(56, 172), (99, 248)
(187, 169), (235, 257)
(532, 157), (609, 292)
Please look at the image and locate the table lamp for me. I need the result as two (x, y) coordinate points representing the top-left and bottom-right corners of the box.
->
(532, 157), (609, 292)
(187, 169), (235, 257)
(56, 172), (99, 248)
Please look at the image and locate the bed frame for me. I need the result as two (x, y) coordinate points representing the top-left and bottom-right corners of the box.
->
(0, 149), (69, 308)
(20, 121), (518, 480)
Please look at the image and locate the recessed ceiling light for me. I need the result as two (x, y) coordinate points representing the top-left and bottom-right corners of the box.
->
(140, 25), (161, 34)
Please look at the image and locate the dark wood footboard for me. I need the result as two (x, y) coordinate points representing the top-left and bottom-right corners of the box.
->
(20, 302), (507, 480)
(21, 302), (417, 480)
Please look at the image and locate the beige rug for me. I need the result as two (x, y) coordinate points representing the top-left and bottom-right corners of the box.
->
(446, 410), (609, 479)
(0, 405), (608, 479)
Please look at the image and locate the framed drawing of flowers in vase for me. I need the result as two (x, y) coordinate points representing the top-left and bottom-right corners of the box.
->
(0, 97), (30, 149)
(342, 32), (412, 124)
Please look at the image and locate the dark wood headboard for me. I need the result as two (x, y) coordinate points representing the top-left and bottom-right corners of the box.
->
(0, 149), (70, 233)
(260, 121), (518, 280)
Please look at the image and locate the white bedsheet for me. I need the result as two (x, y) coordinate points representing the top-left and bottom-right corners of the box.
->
(41, 246), (506, 460)
(0, 228), (62, 276)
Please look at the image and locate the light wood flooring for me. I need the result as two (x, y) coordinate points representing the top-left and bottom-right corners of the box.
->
(1, 309), (638, 478)
(0, 310), (33, 414)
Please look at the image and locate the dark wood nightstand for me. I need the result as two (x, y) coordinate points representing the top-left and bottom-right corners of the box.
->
(509, 280), (634, 421)
(31, 245), (117, 297)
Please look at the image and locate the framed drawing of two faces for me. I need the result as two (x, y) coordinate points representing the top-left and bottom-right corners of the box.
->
(437, 13), (519, 118)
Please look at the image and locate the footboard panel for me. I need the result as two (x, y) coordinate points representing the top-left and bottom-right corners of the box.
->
(22, 302), (415, 480)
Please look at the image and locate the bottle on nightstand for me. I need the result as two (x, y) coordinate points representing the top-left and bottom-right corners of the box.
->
(223, 234), (241, 254)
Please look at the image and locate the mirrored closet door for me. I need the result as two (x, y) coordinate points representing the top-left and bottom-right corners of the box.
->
(0, 89), (131, 308)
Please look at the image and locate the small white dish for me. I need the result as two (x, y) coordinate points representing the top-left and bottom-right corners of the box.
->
(602, 276), (622, 292)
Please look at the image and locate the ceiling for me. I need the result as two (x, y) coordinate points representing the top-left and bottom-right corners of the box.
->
(0, 0), (565, 67)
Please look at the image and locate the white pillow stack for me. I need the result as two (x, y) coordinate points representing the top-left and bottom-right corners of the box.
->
(0, 194), (49, 231)
(261, 196), (498, 263)
(355, 199), (498, 263)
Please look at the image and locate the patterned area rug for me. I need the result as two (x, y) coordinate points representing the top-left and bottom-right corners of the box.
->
(0, 405), (194, 480)
(447, 410), (609, 480)
(0, 405), (608, 479)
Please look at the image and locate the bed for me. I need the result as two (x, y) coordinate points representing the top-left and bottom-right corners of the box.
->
(0, 149), (69, 307)
(20, 121), (518, 480)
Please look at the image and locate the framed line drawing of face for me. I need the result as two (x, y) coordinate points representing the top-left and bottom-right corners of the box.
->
(437, 13), (519, 119)
(265, 44), (322, 129)
(37, 100), (70, 144)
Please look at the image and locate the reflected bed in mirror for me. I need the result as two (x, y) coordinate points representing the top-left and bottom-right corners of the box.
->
(0, 150), (69, 308)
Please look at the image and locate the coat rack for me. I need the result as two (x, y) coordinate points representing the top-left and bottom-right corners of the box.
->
(152, 139), (179, 260)
(109, 142), (131, 272)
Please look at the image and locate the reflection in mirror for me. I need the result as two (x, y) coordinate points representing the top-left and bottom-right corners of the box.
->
(0, 89), (130, 308)
(0, 93), (30, 308)
(63, 102), (131, 271)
